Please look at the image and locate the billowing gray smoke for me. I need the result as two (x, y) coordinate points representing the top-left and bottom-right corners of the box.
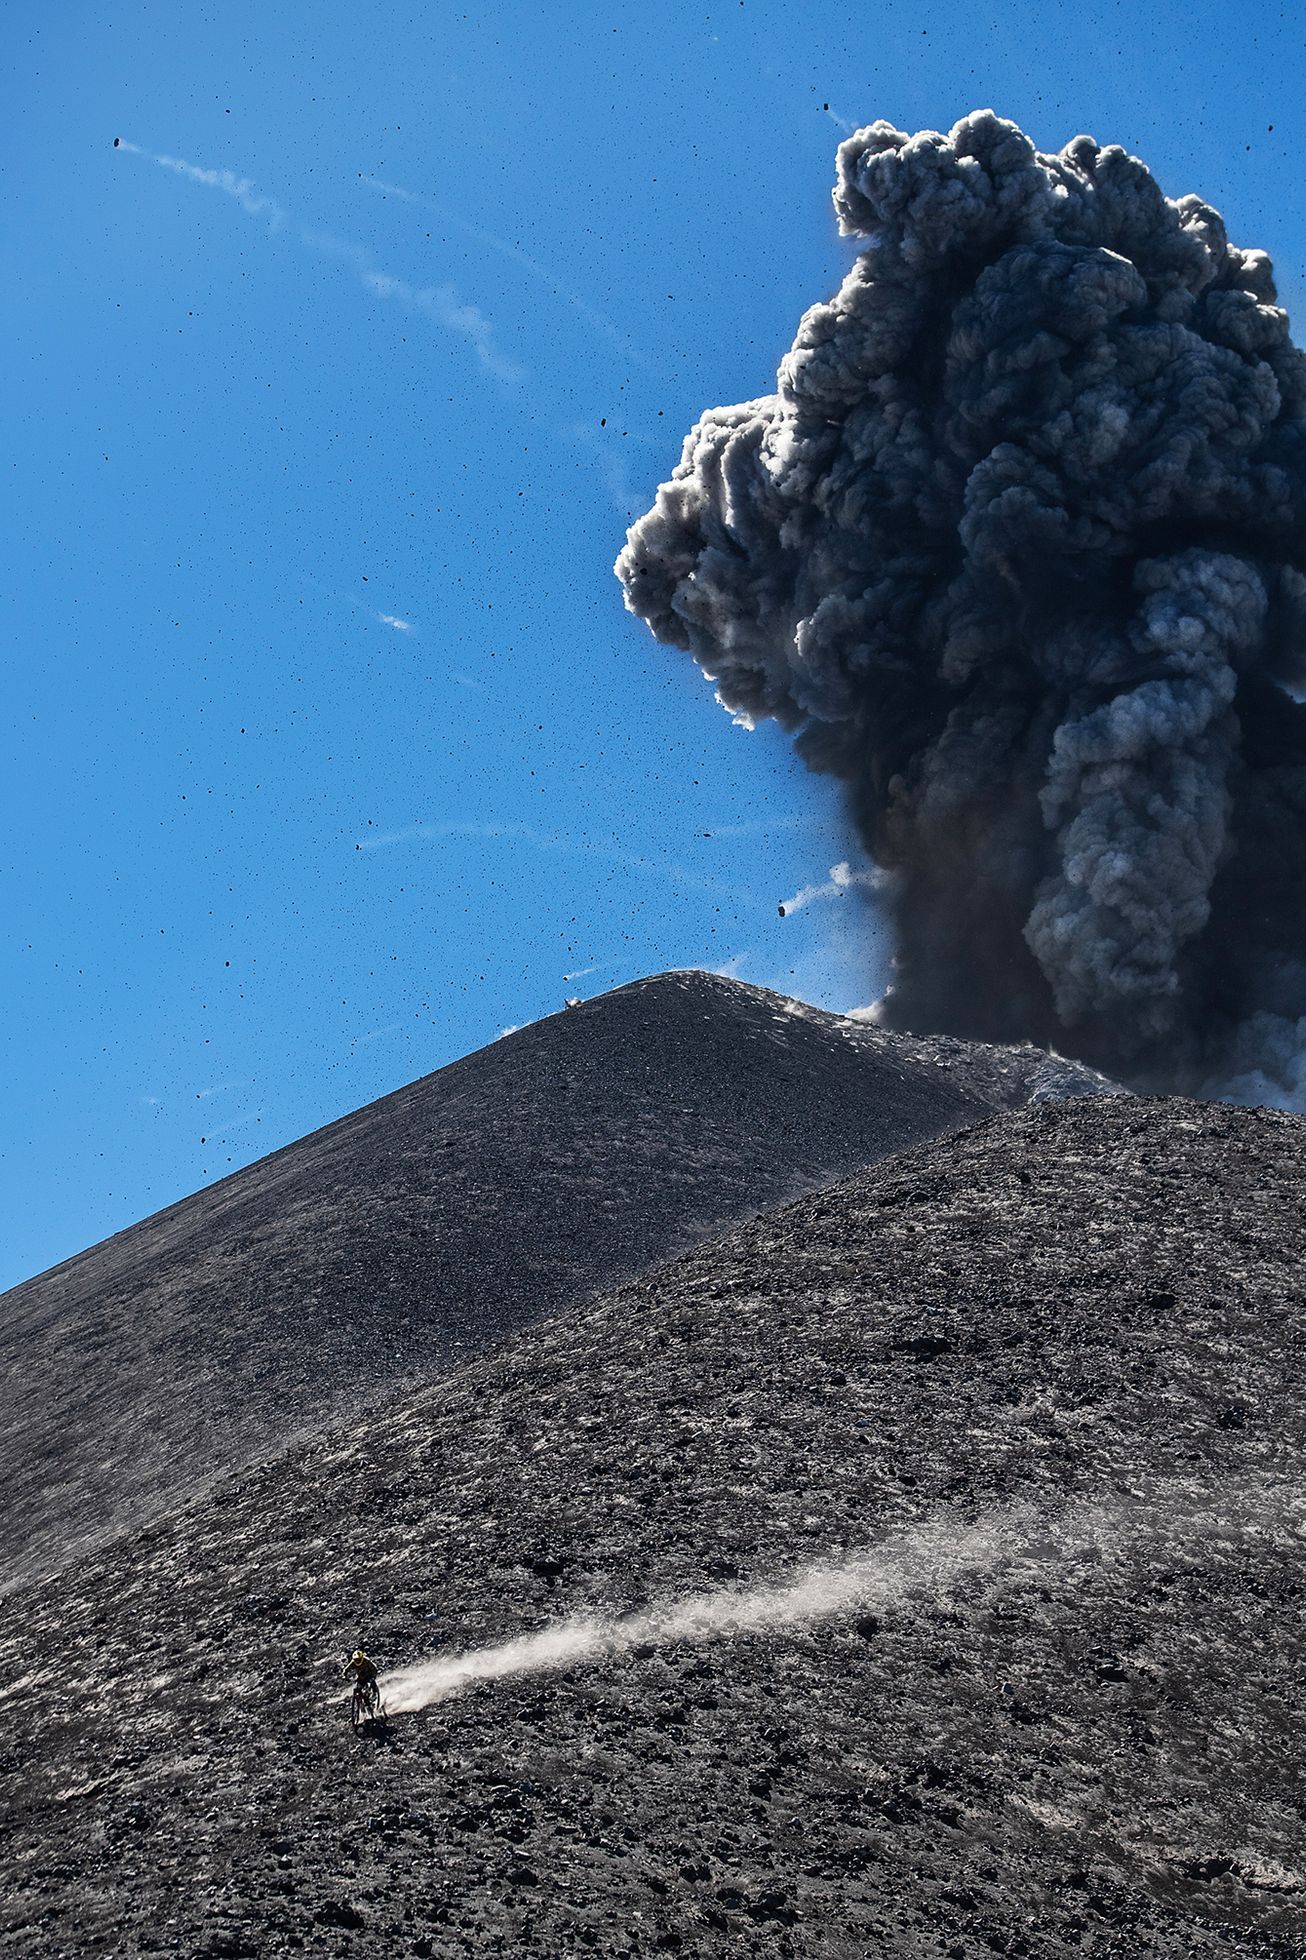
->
(616, 112), (1306, 1097)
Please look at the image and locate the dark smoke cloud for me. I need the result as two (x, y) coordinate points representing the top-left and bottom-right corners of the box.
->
(616, 112), (1306, 1100)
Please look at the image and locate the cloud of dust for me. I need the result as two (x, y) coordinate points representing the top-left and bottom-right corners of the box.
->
(378, 1477), (1304, 1716)
(381, 1503), (1047, 1714)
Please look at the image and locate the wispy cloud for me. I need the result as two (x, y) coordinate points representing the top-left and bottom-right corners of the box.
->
(778, 859), (884, 917)
(352, 818), (765, 907)
(156, 154), (285, 227)
(300, 227), (523, 383)
(352, 1023), (403, 1049)
(116, 143), (518, 385)
(708, 951), (751, 980)
(562, 419), (641, 516)
(358, 173), (658, 375)
(306, 578), (419, 638)
(561, 957), (642, 987)
(203, 1109), (264, 1141)
(697, 814), (811, 840)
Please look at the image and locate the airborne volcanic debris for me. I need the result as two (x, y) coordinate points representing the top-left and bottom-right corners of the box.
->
(617, 112), (1306, 1100)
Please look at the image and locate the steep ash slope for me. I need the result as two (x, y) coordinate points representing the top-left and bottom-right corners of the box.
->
(3, 1097), (1302, 1958)
(1, 969), (1041, 1587)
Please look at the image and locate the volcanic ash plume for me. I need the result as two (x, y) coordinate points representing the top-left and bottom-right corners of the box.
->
(616, 112), (1306, 1098)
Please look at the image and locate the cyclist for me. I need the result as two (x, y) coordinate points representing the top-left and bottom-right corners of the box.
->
(344, 1647), (380, 1712)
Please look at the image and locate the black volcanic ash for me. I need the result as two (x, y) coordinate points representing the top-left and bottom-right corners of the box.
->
(0, 972), (1008, 1590)
(616, 112), (1306, 1100)
(6, 1097), (1306, 1956)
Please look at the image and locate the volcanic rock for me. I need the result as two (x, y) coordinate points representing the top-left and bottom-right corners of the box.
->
(3, 1095), (1302, 1956)
(2, 971), (1114, 1589)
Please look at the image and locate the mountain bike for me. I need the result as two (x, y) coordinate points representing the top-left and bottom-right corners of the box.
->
(350, 1677), (385, 1732)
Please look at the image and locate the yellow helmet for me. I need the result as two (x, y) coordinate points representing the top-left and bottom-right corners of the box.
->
(351, 1648), (367, 1663)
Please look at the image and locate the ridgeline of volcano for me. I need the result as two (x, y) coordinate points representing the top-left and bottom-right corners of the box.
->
(0, 971), (1111, 1589)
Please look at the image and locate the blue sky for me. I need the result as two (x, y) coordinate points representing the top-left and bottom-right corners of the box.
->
(3, 0), (1302, 1287)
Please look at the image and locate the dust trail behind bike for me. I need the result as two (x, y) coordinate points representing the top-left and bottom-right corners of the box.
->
(378, 1477), (1304, 1718)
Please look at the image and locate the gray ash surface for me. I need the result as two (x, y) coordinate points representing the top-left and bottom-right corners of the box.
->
(790, 1001), (1123, 1109)
(2, 970), (1017, 1588)
(4, 1096), (1302, 1958)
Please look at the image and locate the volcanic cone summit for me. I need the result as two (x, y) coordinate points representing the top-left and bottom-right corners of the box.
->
(1, 970), (1109, 1588)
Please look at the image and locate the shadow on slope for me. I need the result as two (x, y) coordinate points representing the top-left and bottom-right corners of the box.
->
(2, 969), (1065, 1587)
(3, 1096), (1302, 1957)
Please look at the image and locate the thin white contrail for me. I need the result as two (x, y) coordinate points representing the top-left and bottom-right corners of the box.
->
(778, 859), (884, 916)
(304, 577), (416, 636)
(378, 1477), (1305, 1716)
(114, 143), (518, 383)
(115, 141), (286, 227)
(154, 153), (286, 227)
(298, 228), (523, 383)
(358, 173), (660, 374)
(351, 818), (766, 907)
